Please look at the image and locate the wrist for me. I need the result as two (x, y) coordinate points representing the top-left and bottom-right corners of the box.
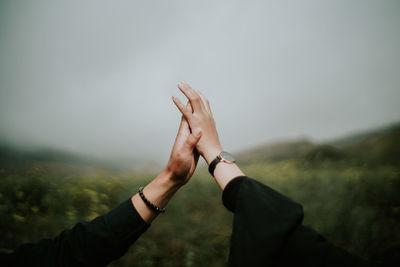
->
(160, 168), (186, 189)
(203, 146), (223, 165)
(132, 170), (182, 224)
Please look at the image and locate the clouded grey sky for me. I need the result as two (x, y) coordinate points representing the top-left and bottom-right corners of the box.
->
(1, 0), (399, 163)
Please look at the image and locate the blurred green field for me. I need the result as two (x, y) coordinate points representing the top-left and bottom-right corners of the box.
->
(0, 125), (399, 266)
(1, 160), (399, 266)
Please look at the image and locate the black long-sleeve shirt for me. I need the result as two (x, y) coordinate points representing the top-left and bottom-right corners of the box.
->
(223, 176), (379, 267)
(0, 199), (149, 266)
(1, 176), (379, 266)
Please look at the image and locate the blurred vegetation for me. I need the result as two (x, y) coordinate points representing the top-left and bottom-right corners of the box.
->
(0, 125), (399, 266)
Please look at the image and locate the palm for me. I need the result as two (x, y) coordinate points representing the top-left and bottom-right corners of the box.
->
(166, 114), (200, 184)
(185, 148), (200, 182)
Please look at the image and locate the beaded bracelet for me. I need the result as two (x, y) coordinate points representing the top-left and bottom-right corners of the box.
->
(138, 186), (166, 214)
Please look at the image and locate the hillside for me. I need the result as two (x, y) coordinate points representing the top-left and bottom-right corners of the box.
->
(236, 122), (400, 166)
(0, 145), (87, 166)
(344, 127), (400, 166)
(0, 143), (147, 173)
(235, 138), (315, 164)
(328, 121), (400, 148)
(2, 121), (399, 170)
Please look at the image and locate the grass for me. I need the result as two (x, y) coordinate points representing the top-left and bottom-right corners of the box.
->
(1, 158), (399, 266)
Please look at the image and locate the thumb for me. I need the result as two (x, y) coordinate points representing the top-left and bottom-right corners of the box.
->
(186, 128), (202, 149)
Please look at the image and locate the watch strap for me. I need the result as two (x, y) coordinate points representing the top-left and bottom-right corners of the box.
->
(208, 156), (221, 176)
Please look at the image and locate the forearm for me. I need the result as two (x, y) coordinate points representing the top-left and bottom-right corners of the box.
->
(131, 169), (183, 223)
(222, 177), (304, 266)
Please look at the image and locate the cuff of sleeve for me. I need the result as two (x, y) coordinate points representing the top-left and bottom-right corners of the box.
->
(103, 198), (150, 244)
(222, 176), (248, 212)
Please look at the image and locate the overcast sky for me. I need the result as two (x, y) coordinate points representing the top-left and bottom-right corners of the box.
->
(0, 0), (399, 164)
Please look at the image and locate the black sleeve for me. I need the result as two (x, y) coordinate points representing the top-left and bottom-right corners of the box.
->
(0, 198), (149, 267)
(222, 176), (379, 267)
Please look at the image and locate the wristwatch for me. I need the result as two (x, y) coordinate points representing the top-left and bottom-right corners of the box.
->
(208, 151), (236, 176)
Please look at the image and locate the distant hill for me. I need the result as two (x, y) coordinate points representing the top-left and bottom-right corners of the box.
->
(1, 121), (399, 171)
(343, 127), (400, 166)
(327, 122), (400, 148)
(235, 139), (316, 164)
(0, 144), (95, 166)
(236, 122), (400, 166)
(0, 143), (154, 173)
(0, 144), (139, 174)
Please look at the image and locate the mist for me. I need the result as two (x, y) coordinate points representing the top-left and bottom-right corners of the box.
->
(1, 0), (399, 164)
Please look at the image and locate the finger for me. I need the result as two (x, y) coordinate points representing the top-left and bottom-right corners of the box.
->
(185, 128), (202, 149)
(177, 101), (192, 133)
(173, 118), (190, 151)
(177, 81), (205, 113)
(184, 82), (207, 112)
(175, 103), (195, 147)
(179, 117), (192, 139)
(187, 101), (193, 113)
(195, 89), (212, 115)
(178, 114), (190, 136)
(172, 96), (193, 121)
(184, 102), (194, 133)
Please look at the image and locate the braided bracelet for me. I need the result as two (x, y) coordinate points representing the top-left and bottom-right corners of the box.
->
(138, 187), (166, 214)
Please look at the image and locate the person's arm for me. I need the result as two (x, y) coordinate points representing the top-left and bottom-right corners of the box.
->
(2, 198), (149, 267)
(1, 102), (202, 267)
(222, 177), (378, 267)
(222, 176), (304, 266)
(173, 82), (379, 267)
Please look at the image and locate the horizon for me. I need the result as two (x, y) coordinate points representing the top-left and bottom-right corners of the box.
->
(1, 119), (398, 170)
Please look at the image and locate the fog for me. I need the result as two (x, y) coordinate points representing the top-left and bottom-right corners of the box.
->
(1, 0), (399, 164)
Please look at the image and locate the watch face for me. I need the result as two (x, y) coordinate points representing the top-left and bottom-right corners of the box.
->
(220, 151), (235, 163)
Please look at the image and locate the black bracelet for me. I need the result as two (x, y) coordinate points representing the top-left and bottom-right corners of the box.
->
(138, 186), (166, 214)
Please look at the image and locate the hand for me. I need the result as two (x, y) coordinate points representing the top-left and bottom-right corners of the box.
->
(172, 81), (223, 165)
(131, 103), (202, 224)
(165, 102), (202, 185)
